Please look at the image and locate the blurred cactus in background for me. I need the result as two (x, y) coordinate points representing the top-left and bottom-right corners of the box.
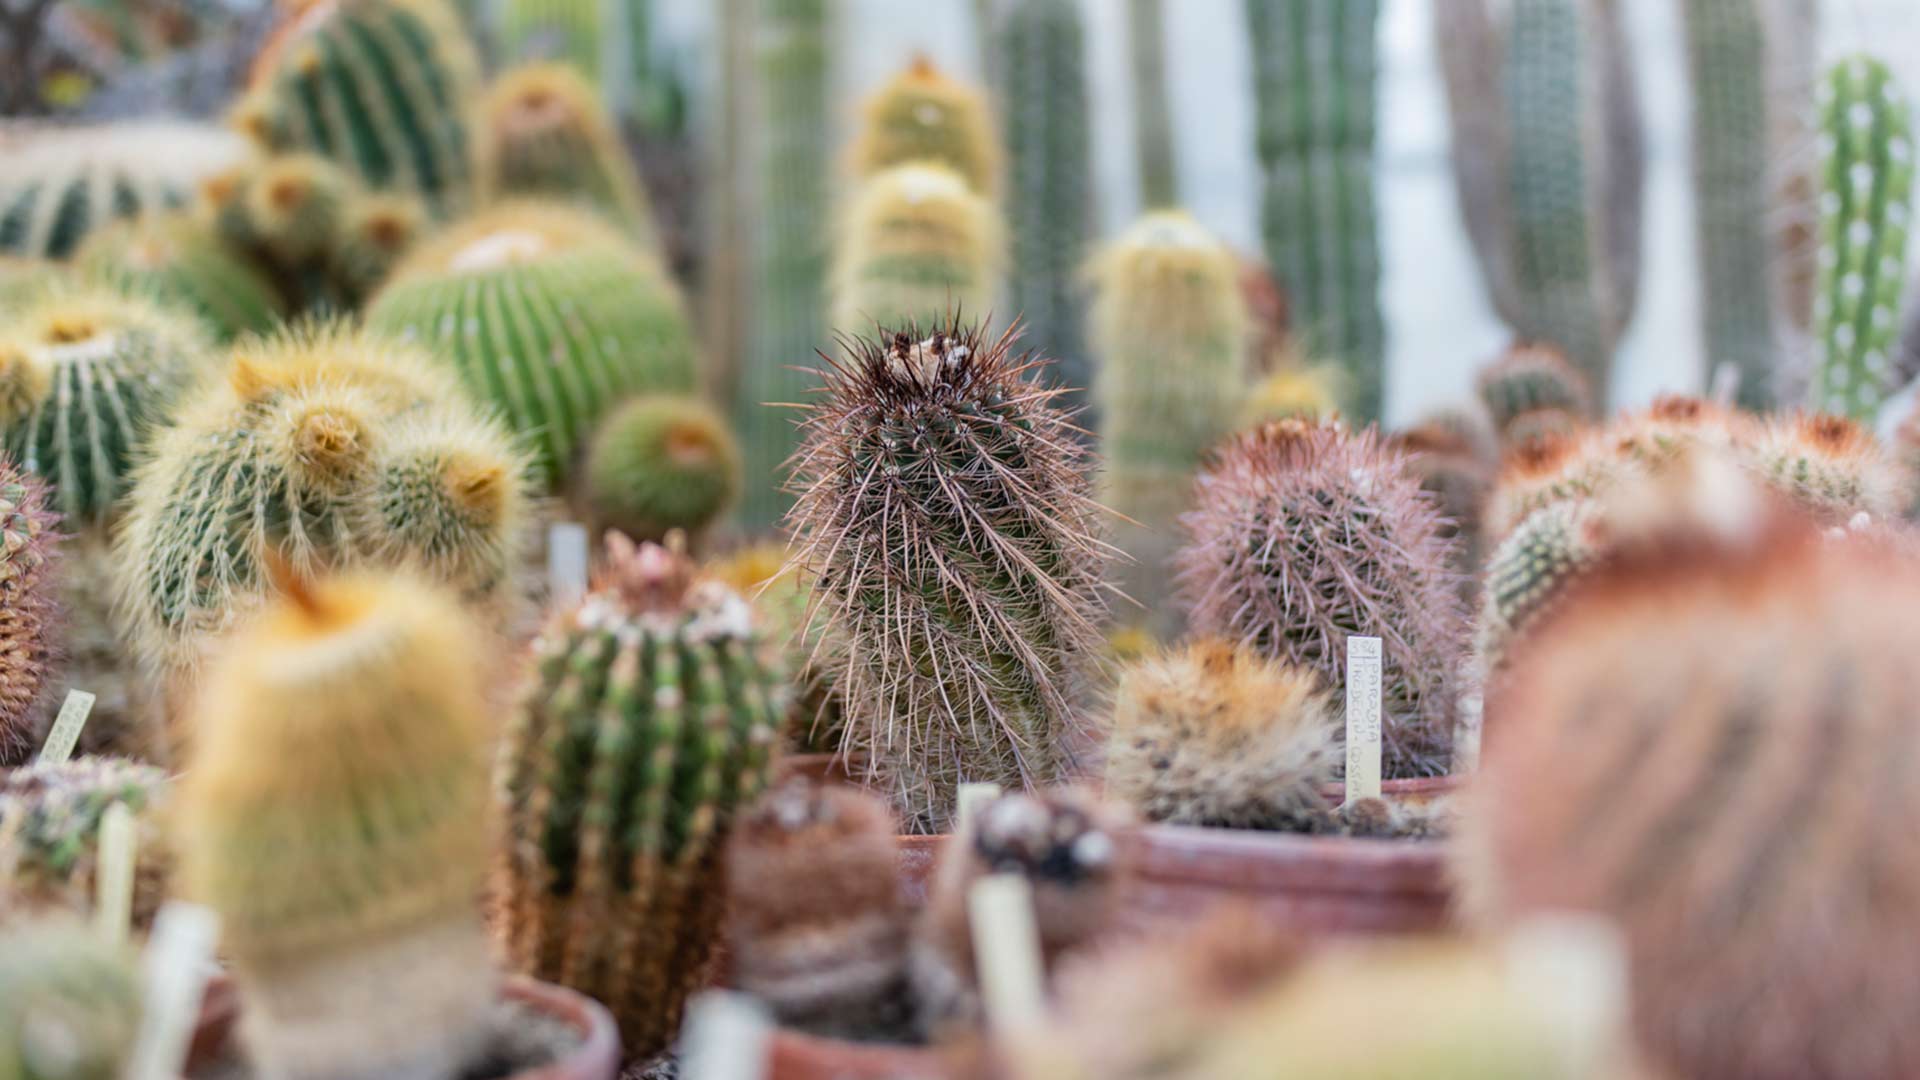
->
(0, 121), (245, 259)
(582, 394), (741, 549)
(499, 0), (598, 80)
(0, 462), (60, 767)
(831, 163), (1004, 343)
(75, 215), (282, 340)
(475, 64), (658, 245)
(0, 919), (141, 1080)
(0, 757), (169, 929)
(849, 56), (1000, 196)
(1476, 341), (1594, 447)
(1128, 0), (1177, 208)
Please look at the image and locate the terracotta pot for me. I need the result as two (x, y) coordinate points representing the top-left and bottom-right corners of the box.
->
(765, 1029), (948, 1080)
(184, 975), (621, 1079)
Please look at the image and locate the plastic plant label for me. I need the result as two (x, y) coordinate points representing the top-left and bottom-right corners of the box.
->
(957, 782), (1002, 833)
(548, 521), (591, 608)
(1344, 636), (1383, 803)
(967, 874), (1046, 1035)
(94, 801), (138, 947)
(678, 990), (771, 1080)
(126, 902), (221, 1080)
(36, 689), (95, 765)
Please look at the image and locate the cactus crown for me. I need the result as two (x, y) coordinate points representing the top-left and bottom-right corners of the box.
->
(475, 64), (654, 239)
(1476, 341), (1593, 434)
(1745, 411), (1911, 524)
(850, 55), (1001, 194)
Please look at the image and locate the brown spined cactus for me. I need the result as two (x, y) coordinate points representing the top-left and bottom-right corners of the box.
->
(0, 462), (59, 766)
(784, 320), (1111, 832)
(1177, 418), (1467, 778)
(1742, 412), (1910, 525)
(1391, 408), (1498, 599)
(725, 778), (912, 1041)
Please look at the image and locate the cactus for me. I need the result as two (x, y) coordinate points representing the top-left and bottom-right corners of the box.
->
(1239, 365), (1343, 426)
(1809, 56), (1914, 422)
(707, 544), (841, 752)
(475, 64), (657, 243)
(785, 322), (1110, 832)
(1105, 638), (1338, 831)
(582, 394), (742, 547)
(1088, 212), (1249, 635)
(0, 258), (60, 314)
(0, 286), (211, 528)
(113, 325), (529, 685)
(73, 216), (282, 342)
(1459, 503), (1920, 1080)
(0, 121), (247, 259)
(1176, 418), (1467, 778)
(0, 920), (141, 1079)
(994, 0), (1094, 419)
(1128, 0), (1178, 207)
(735, 0), (832, 530)
(1742, 412), (1911, 524)
(1244, 0), (1386, 422)
(1478, 498), (1604, 673)
(367, 202), (698, 490)
(849, 56), (999, 196)
(1391, 409), (1497, 600)
(0, 758), (169, 930)
(1682, 0), (1778, 410)
(494, 533), (783, 1062)
(240, 0), (479, 215)
(498, 0), (599, 79)
(175, 569), (496, 1080)
(830, 163), (1004, 345)
(0, 463), (59, 767)
(725, 778), (912, 1040)
(1475, 341), (1593, 442)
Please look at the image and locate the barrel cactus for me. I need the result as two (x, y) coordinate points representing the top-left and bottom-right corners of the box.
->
(0, 757), (170, 930)
(1475, 340), (1593, 443)
(74, 216), (283, 341)
(475, 63), (657, 243)
(581, 394), (741, 548)
(849, 55), (999, 195)
(0, 121), (246, 259)
(0, 463), (59, 767)
(830, 163), (1004, 345)
(0, 920), (141, 1080)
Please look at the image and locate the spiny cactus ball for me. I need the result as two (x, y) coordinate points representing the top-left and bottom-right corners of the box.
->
(582, 394), (742, 547)
(475, 63), (656, 242)
(849, 55), (1001, 195)
(74, 216), (283, 341)
(1177, 418), (1467, 778)
(0, 463), (59, 766)
(0, 757), (170, 929)
(1743, 412), (1911, 525)
(1476, 340), (1594, 436)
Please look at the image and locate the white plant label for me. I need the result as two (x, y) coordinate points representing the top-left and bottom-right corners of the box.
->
(1345, 636), (1383, 803)
(957, 781), (1002, 833)
(967, 874), (1047, 1035)
(125, 902), (221, 1080)
(36, 689), (95, 765)
(94, 801), (138, 947)
(548, 521), (591, 608)
(678, 990), (771, 1080)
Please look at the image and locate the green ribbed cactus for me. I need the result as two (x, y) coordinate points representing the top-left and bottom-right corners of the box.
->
(849, 56), (1000, 195)
(1478, 498), (1603, 672)
(0, 463), (60, 767)
(177, 570), (497, 1080)
(367, 202), (698, 490)
(74, 216), (283, 341)
(0, 287), (211, 528)
(0, 920), (141, 1080)
(831, 163), (1004, 344)
(1810, 56), (1914, 422)
(1476, 341), (1593, 443)
(736, 0), (831, 530)
(1245, 0), (1386, 422)
(499, 0), (599, 78)
(476, 64), (657, 244)
(1088, 212), (1248, 635)
(583, 395), (741, 547)
(995, 0), (1094, 416)
(495, 533), (783, 1063)
(0, 758), (169, 930)
(0, 121), (246, 259)
(1682, 0), (1778, 410)
(0, 258), (58, 313)
(239, 0), (479, 215)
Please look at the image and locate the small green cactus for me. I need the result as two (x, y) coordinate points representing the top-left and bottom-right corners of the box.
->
(74, 216), (283, 342)
(582, 394), (741, 548)
(0, 463), (60, 766)
(1809, 55), (1915, 422)
(830, 163), (1004, 345)
(0, 757), (170, 931)
(1477, 497), (1603, 672)
(1475, 341), (1593, 443)
(0, 121), (246, 259)
(1743, 411), (1911, 524)
(849, 56), (1000, 195)
(495, 533), (784, 1063)
(475, 64), (658, 244)
(0, 919), (142, 1080)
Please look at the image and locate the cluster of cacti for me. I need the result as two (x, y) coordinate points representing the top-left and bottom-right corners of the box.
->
(0, 121), (247, 259)
(830, 163), (1004, 345)
(581, 394), (741, 547)
(785, 322), (1110, 832)
(849, 56), (1000, 196)
(0, 757), (169, 929)
(725, 778), (913, 1041)
(1089, 212), (1248, 636)
(235, 0), (479, 216)
(366, 202), (698, 489)
(1809, 56), (1914, 422)
(74, 215), (284, 340)
(113, 326), (529, 688)
(1177, 418), (1467, 778)
(0, 463), (60, 766)
(494, 533), (783, 1062)
(475, 64), (657, 243)
(175, 569), (498, 1080)
(0, 919), (142, 1079)
(1244, 0), (1386, 422)
(1475, 340), (1593, 444)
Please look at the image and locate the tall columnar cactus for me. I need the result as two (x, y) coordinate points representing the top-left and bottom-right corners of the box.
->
(0, 758), (170, 929)
(1459, 507), (1920, 1080)
(1244, 0), (1386, 422)
(1177, 418), (1467, 778)
(1742, 411), (1911, 524)
(475, 64), (657, 244)
(498, 0), (599, 79)
(736, 0), (831, 530)
(994, 0), (1094, 417)
(495, 533), (783, 1062)
(726, 779), (912, 1040)
(1809, 56), (1914, 422)
(582, 394), (742, 547)
(113, 326), (529, 684)
(367, 202), (698, 490)
(1128, 0), (1178, 207)
(74, 216), (283, 341)
(1475, 340), (1593, 443)
(831, 164), (1004, 345)
(176, 570), (497, 1080)
(0, 920), (141, 1080)
(1682, 0), (1778, 410)
(849, 56), (1000, 196)
(239, 0), (479, 215)
(1088, 212), (1248, 633)
(785, 323), (1111, 832)
(0, 463), (59, 766)
(0, 121), (247, 259)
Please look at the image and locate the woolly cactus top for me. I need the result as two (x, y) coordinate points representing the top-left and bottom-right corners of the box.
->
(1744, 411), (1911, 524)
(850, 55), (1001, 195)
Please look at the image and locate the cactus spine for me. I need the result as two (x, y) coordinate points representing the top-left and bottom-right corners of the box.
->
(0, 122), (246, 259)
(849, 57), (1000, 196)
(475, 64), (657, 244)
(367, 202), (698, 490)
(0, 758), (169, 930)
(1809, 56), (1914, 422)
(0, 920), (141, 1080)
(831, 163), (1004, 344)
(786, 322), (1109, 832)
(1245, 0), (1386, 422)
(74, 216), (283, 342)
(0, 463), (59, 766)
(582, 394), (741, 547)
(176, 570), (497, 1080)
(495, 533), (783, 1062)
(1088, 212), (1248, 634)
